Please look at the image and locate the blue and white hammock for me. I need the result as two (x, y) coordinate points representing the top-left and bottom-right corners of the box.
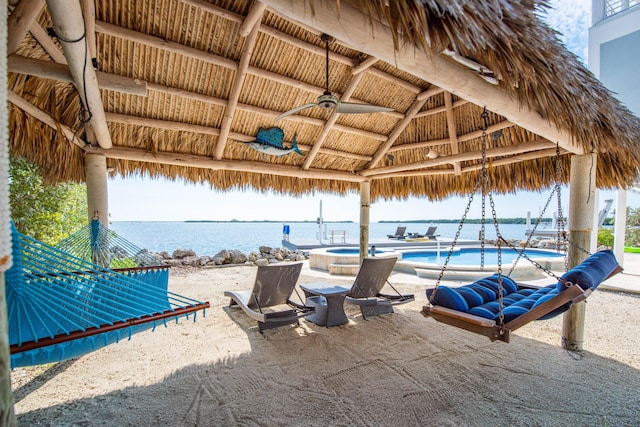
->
(6, 223), (209, 368)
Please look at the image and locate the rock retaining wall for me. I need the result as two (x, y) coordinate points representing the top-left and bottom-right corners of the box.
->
(156, 246), (308, 268)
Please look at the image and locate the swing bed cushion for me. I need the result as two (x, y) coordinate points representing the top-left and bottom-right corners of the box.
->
(426, 250), (620, 323)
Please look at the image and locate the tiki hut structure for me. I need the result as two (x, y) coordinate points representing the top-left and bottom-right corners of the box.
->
(4, 0), (640, 352)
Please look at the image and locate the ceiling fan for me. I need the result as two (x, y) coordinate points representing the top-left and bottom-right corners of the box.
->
(275, 34), (395, 121)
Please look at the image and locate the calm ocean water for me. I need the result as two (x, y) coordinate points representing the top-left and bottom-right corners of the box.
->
(109, 221), (533, 256)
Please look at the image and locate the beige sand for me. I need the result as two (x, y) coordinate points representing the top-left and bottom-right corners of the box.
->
(10, 262), (640, 426)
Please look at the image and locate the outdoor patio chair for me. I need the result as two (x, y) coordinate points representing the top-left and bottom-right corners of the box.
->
(416, 226), (439, 239)
(345, 257), (414, 319)
(224, 262), (314, 332)
(387, 226), (407, 239)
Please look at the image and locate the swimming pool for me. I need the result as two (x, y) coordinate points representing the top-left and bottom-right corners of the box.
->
(397, 247), (566, 281)
(401, 248), (563, 265)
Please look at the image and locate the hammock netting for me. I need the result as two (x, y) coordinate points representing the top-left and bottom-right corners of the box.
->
(56, 219), (163, 268)
(6, 223), (209, 368)
(55, 218), (170, 290)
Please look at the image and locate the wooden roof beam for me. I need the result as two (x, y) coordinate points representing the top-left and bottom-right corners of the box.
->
(28, 23), (67, 63)
(370, 146), (561, 180)
(88, 146), (368, 183)
(302, 72), (366, 170)
(416, 99), (468, 119)
(444, 92), (462, 175)
(8, 90), (82, 147)
(105, 112), (372, 161)
(214, 5), (264, 160)
(362, 141), (556, 177)
(261, 0), (584, 155)
(8, 55), (148, 96)
(46, 0), (112, 149)
(366, 88), (437, 168)
(7, 0), (45, 55)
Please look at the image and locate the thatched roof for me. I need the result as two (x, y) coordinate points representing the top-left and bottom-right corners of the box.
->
(7, 0), (640, 201)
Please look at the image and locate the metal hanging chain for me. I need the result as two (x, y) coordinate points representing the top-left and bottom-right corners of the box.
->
(430, 178), (483, 303)
(480, 108), (490, 270)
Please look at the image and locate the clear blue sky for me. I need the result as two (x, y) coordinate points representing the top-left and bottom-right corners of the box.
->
(107, 0), (640, 223)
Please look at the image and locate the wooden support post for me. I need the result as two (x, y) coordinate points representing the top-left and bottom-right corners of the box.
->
(359, 181), (371, 264)
(1, 0), (17, 421)
(85, 153), (109, 226)
(563, 152), (597, 351)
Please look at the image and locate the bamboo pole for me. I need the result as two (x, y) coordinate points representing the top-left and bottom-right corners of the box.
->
(360, 181), (371, 264)
(46, 0), (112, 149)
(563, 152), (597, 351)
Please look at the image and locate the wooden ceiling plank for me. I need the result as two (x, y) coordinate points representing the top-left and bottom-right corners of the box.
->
(47, 0), (112, 149)
(301, 72), (365, 170)
(7, 0), (45, 55)
(261, 0), (584, 155)
(366, 92), (429, 168)
(28, 23), (67, 63)
(8, 90), (81, 146)
(89, 146), (367, 182)
(215, 8), (264, 160)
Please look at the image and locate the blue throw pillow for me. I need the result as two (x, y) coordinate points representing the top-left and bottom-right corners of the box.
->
(558, 250), (618, 291)
(427, 286), (469, 312)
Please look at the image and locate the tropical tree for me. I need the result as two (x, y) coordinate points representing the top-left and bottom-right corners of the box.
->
(9, 156), (87, 245)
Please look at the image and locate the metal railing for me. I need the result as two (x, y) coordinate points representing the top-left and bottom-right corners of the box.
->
(605, 0), (640, 17)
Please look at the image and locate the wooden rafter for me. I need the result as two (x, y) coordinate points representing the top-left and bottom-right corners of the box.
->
(88, 146), (368, 182)
(362, 141), (556, 177)
(28, 23), (67, 63)
(8, 55), (148, 96)
(104, 112), (373, 161)
(444, 92), (462, 175)
(8, 90), (82, 147)
(214, 5), (264, 160)
(366, 87), (441, 169)
(7, 0), (45, 55)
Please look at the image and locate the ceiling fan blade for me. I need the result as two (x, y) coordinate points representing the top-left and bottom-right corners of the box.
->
(335, 102), (394, 114)
(275, 103), (318, 121)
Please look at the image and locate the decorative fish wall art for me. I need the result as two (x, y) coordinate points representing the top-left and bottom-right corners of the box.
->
(243, 127), (304, 156)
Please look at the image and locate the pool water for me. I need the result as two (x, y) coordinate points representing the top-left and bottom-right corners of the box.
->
(402, 248), (563, 265)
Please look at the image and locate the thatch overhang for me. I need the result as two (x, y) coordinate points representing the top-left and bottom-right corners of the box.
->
(6, 0), (640, 200)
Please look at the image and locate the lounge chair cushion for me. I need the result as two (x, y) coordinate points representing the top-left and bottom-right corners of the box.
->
(557, 249), (618, 292)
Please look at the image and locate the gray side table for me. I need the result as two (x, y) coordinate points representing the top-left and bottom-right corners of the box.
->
(300, 283), (350, 327)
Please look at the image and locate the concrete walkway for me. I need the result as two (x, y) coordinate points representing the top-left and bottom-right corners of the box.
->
(600, 251), (640, 295)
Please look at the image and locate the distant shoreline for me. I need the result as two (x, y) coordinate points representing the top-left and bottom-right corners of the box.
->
(120, 217), (557, 225)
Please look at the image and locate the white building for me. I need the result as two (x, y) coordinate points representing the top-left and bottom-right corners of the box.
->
(589, 0), (640, 263)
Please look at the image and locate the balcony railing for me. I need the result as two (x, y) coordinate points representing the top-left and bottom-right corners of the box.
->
(605, 0), (640, 17)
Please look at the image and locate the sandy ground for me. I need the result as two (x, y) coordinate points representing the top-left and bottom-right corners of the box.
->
(10, 261), (640, 426)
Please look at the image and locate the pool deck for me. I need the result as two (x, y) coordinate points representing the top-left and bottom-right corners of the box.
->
(283, 236), (477, 252)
